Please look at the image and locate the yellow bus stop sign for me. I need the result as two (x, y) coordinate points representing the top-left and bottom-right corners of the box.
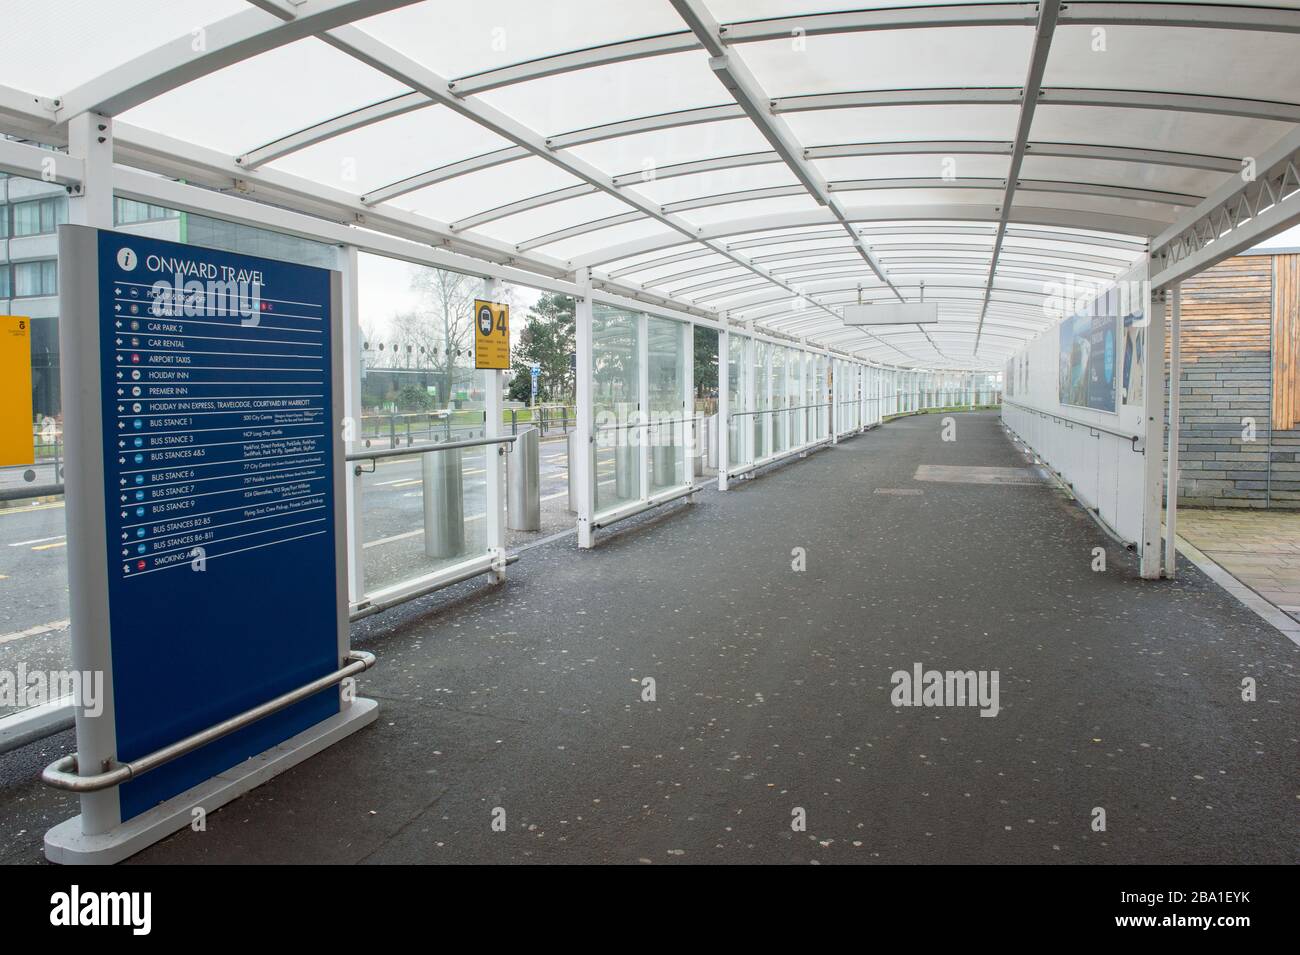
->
(473, 299), (509, 370)
(0, 316), (33, 466)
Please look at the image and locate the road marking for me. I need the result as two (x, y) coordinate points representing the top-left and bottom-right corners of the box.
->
(10, 534), (65, 547)
(0, 501), (65, 517)
(0, 618), (71, 645)
(364, 512), (485, 549)
(32, 541), (67, 551)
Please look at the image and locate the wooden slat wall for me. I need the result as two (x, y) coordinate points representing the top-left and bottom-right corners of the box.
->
(1178, 256), (1273, 359)
(1275, 255), (1300, 432)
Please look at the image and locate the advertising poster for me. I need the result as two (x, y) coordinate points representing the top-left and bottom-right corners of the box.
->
(1058, 302), (1117, 413)
(1121, 291), (1146, 407)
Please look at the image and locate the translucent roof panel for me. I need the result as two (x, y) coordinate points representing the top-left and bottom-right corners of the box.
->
(7, 0), (1293, 369)
(119, 39), (409, 155)
(1044, 26), (1300, 103)
(564, 120), (772, 176)
(736, 27), (1035, 97)
(0, 0), (248, 96)
(355, 0), (688, 80)
(397, 158), (582, 223)
(633, 164), (799, 205)
(813, 155), (1011, 183)
(269, 105), (514, 197)
(675, 194), (822, 229)
(472, 192), (636, 245)
(784, 105), (1022, 145)
(526, 218), (676, 262)
(477, 51), (723, 136)
(1027, 107), (1290, 161)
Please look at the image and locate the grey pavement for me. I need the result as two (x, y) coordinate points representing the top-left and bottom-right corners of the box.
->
(2, 411), (1294, 863)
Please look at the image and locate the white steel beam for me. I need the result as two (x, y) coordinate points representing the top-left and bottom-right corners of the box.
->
(974, 0), (1060, 355)
(1150, 124), (1300, 288)
(240, 91), (431, 169)
(0, 137), (82, 185)
(362, 146), (529, 205)
(55, 0), (424, 119)
(771, 87), (1300, 123)
(671, 0), (906, 322)
(322, 25), (859, 352)
(573, 203), (1166, 268)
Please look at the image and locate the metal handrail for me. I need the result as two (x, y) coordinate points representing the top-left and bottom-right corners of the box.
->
(1000, 399), (1143, 450)
(347, 434), (517, 472)
(730, 402), (828, 419)
(594, 413), (706, 433)
(41, 650), (376, 793)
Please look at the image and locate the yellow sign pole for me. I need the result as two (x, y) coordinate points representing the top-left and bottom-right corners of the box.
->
(0, 316), (33, 466)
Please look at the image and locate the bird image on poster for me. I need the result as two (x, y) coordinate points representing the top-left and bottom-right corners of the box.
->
(1058, 308), (1117, 413)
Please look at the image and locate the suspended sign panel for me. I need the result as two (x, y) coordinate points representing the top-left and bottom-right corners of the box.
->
(842, 302), (938, 325)
(474, 299), (510, 369)
(0, 315), (33, 465)
(47, 226), (373, 862)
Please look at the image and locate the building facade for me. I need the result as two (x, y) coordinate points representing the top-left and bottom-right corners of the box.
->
(1175, 252), (1300, 510)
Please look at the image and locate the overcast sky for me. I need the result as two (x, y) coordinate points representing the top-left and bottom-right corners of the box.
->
(357, 250), (542, 349)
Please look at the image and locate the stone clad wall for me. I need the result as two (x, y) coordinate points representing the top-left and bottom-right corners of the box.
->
(1174, 254), (1300, 509)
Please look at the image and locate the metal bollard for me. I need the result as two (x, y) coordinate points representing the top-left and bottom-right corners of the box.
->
(615, 440), (637, 499)
(422, 446), (464, 558)
(652, 420), (677, 488)
(507, 427), (541, 531)
(706, 413), (718, 469)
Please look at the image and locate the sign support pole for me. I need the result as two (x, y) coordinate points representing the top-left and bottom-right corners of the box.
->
(482, 277), (507, 581)
(339, 245), (365, 605)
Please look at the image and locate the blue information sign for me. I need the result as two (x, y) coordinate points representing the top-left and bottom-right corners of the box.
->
(94, 231), (342, 820)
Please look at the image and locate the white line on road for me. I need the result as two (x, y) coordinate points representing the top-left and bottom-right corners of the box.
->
(9, 535), (66, 547)
(0, 619), (71, 645)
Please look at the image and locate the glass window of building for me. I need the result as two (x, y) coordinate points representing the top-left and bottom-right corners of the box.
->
(10, 197), (65, 237)
(13, 259), (57, 297)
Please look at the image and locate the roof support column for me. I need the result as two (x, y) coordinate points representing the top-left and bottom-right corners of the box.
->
(1140, 287), (1168, 579)
(66, 112), (113, 227)
(338, 245), (366, 605)
(1164, 282), (1182, 578)
(575, 269), (595, 549)
(717, 325), (730, 490)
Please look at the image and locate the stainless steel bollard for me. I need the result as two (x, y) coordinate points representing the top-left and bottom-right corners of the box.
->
(507, 427), (541, 531)
(422, 446), (464, 558)
(615, 441), (637, 499)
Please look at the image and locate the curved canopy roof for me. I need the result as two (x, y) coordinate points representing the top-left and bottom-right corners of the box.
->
(3, 0), (1300, 368)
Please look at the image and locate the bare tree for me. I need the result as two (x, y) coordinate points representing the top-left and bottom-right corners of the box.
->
(410, 267), (478, 405)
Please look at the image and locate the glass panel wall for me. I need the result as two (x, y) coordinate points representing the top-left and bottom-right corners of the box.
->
(356, 255), (490, 597)
(592, 303), (640, 516)
(752, 340), (768, 461)
(727, 333), (748, 469)
(647, 316), (686, 491)
(770, 345), (787, 455)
